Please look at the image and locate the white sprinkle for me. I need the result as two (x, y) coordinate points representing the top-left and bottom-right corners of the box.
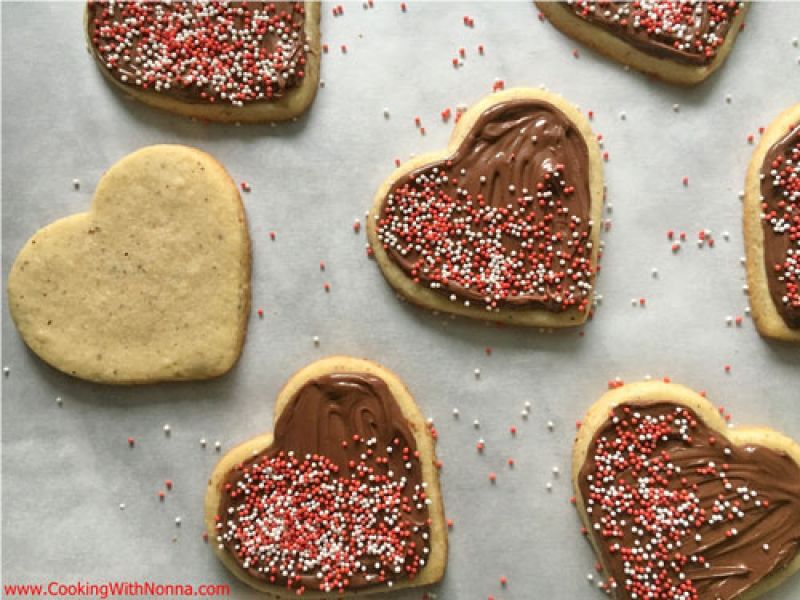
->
(524, 401), (532, 409)
(383, 107), (390, 118)
(651, 267), (659, 278)
(473, 419), (480, 429)
(72, 178), (80, 189)
(619, 111), (626, 120)
(313, 335), (320, 346)
(163, 424), (171, 434)
(672, 103), (680, 112)
(215, 441), (222, 451)
(552, 466), (560, 475)
(452, 408), (460, 418)
(3, 367), (9, 376)
(175, 517), (182, 526)
(725, 94), (732, 103)
(763, 543), (770, 552)
(587, 574), (594, 582)
(547, 420), (554, 431)
(546, 482), (553, 491)
(56, 396), (63, 406)
(474, 368), (481, 378)
(119, 503), (126, 510)
(200, 438), (207, 448)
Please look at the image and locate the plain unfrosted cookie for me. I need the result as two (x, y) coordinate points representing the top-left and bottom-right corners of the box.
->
(7, 145), (251, 384)
(367, 87), (603, 328)
(205, 356), (447, 597)
(743, 103), (800, 343)
(85, 1), (321, 123)
(536, 2), (749, 86)
(573, 381), (800, 600)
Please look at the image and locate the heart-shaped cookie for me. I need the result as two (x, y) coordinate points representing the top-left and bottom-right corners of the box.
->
(85, 1), (321, 122)
(205, 356), (447, 597)
(7, 145), (251, 384)
(743, 103), (800, 343)
(573, 381), (800, 600)
(367, 88), (603, 327)
(537, 2), (749, 86)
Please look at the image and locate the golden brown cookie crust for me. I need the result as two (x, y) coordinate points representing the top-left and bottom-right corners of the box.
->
(204, 356), (448, 598)
(84, 2), (321, 123)
(7, 144), (251, 384)
(536, 2), (749, 86)
(572, 381), (800, 600)
(366, 87), (603, 328)
(743, 103), (800, 343)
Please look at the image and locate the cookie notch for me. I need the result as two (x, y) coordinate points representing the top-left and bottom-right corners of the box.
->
(205, 356), (447, 597)
(573, 381), (800, 600)
(744, 103), (800, 343)
(367, 87), (603, 328)
(84, 1), (321, 123)
(536, 2), (749, 86)
(7, 145), (251, 384)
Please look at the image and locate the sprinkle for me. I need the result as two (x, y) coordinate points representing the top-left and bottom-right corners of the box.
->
(175, 517), (182, 526)
(165, 480), (173, 490)
(313, 336), (320, 346)
(56, 396), (63, 406)
(163, 424), (171, 435)
(128, 437), (135, 447)
(547, 421), (554, 431)
(473, 419), (480, 429)
(474, 368), (481, 378)
(200, 438), (207, 448)
(672, 103), (681, 112)
(489, 472), (497, 483)
(119, 503), (126, 511)
(2, 367), (8, 376)
(240, 181), (251, 192)
(214, 441), (222, 451)
(452, 408), (460, 418)
(546, 482), (553, 491)
(72, 178), (80, 189)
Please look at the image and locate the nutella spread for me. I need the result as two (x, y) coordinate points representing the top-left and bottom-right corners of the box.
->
(579, 403), (800, 599)
(377, 99), (594, 314)
(87, 1), (309, 106)
(216, 373), (431, 594)
(561, 1), (745, 65)
(760, 124), (800, 328)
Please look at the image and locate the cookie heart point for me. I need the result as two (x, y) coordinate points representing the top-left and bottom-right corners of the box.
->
(8, 145), (251, 384)
(573, 381), (800, 600)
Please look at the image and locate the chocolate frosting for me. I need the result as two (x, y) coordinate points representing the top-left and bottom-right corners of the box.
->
(559, 1), (744, 66)
(377, 99), (594, 313)
(87, 1), (308, 106)
(217, 373), (430, 593)
(578, 403), (800, 600)
(760, 124), (800, 329)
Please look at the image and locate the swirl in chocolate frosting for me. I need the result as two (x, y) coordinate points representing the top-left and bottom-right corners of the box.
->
(760, 124), (800, 329)
(377, 99), (594, 313)
(217, 373), (430, 594)
(578, 403), (800, 599)
(560, 1), (744, 66)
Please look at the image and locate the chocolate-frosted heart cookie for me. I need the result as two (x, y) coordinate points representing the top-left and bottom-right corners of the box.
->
(537, 1), (749, 86)
(7, 145), (250, 384)
(85, 1), (320, 122)
(205, 356), (447, 597)
(573, 381), (800, 600)
(367, 88), (603, 328)
(744, 103), (800, 343)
